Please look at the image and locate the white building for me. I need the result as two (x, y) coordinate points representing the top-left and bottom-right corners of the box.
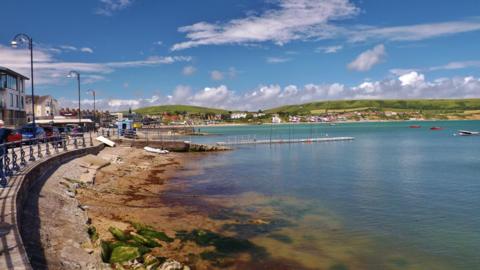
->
(272, 115), (282, 123)
(25, 95), (59, 121)
(230, 112), (247, 119)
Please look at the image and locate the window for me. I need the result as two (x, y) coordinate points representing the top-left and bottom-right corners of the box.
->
(0, 74), (6, 88)
(9, 93), (14, 107)
(16, 95), (19, 108)
(21, 96), (24, 109)
(18, 79), (24, 93)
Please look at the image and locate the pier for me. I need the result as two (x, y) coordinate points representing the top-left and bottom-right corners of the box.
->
(216, 136), (354, 146)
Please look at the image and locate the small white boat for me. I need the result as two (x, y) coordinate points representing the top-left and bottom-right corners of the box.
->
(457, 130), (480, 136)
(96, 136), (116, 147)
(144, 146), (169, 154)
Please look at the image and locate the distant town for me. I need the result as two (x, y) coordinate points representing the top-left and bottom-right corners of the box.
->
(2, 66), (480, 131)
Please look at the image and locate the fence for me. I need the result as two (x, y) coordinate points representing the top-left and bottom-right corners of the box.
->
(0, 132), (96, 188)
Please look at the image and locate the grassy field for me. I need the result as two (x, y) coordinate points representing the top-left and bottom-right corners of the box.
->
(266, 99), (480, 114)
(134, 105), (228, 115)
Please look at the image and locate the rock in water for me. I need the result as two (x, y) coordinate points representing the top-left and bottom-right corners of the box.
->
(158, 259), (183, 270)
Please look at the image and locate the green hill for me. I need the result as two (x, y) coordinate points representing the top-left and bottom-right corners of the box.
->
(266, 99), (480, 115)
(133, 105), (228, 115)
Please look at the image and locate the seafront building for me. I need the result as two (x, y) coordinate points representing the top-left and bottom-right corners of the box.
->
(0, 67), (28, 126)
(25, 95), (59, 121)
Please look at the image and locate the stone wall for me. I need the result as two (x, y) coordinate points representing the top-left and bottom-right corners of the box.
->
(0, 144), (104, 270)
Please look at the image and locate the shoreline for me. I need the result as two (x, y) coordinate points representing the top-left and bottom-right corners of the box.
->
(186, 118), (480, 128)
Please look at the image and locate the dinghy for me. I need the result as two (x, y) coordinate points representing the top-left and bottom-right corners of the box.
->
(144, 146), (169, 154)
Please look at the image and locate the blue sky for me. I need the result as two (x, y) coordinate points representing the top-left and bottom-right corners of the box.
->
(1, 0), (480, 111)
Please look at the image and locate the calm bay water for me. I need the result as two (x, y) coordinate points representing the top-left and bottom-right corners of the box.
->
(181, 121), (480, 269)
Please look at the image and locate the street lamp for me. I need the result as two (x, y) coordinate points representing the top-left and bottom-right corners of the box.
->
(87, 89), (96, 130)
(67, 71), (81, 126)
(11, 33), (36, 135)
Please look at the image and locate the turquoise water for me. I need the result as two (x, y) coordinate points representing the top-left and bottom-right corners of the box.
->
(181, 121), (480, 269)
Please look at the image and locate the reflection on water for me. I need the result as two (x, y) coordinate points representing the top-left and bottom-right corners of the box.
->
(178, 121), (480, 269)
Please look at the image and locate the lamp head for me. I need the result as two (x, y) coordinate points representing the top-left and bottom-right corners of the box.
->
(67, 71), (79, 78)
(10, 40), (18, 48)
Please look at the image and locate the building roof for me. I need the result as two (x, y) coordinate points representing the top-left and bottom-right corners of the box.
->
(0, 66), (29, 80)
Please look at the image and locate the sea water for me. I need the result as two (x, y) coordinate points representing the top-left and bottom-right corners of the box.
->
(179, 121), (480, 269)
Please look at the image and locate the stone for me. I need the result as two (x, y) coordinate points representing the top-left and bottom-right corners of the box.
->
(158, 259), (183, 270)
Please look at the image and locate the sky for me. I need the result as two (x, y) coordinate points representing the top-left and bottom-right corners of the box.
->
(1, 0), (480, 111)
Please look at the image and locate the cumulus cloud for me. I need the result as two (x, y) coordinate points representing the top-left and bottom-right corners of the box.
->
(60, 73), (480, 111)
(0, 45), (190, 84)
(96, 0), (135, 16)
(398, 71), (425, 86)
(266, 57), (291, 63)
(316, 45), (343, 54)
(172, 0), (358, 50)
(348, 44), (386, 71)
(182, 65), (197, 76)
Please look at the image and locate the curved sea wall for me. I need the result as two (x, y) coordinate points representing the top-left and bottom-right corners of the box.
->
(0, 144), (104, 270)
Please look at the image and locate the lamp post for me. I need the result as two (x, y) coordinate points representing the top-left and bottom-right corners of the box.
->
(87, 89), (96, 131)
(11, 33), (35, 135)
(67, 71), (81, 126)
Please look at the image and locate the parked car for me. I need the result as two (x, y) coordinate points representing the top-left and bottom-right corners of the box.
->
(0, 128), (22, 147)
(57, 126), (71, 135)
(70, 127), (85, 137)
(20, 125), (46, 141)
(42, 125), (64, 145)
(42, 126), (60, 139)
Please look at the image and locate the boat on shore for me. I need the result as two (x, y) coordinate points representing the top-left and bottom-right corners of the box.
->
(457, 130), (480, 136)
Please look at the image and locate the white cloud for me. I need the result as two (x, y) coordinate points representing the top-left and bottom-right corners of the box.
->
(316, 45), (343, 54)
(182, 65), (197, 76)
(429, 60), (480, 71)
(96, 0), (135, 16)
(60, 45), (78, 51)
(0, 45), (190, 85)
(172, 0), (358, 50)
(398, 71), (425, 86)
(171, 0), (480, 50)
(266, 57), (291, 63)
(210, 70), (224, 81)
(349, 20), (480, 42)
(61, 73), (480, 111)
(80, 47), (94, 53)
(348, 44), (386, 72)
(210, 67), (237, 81)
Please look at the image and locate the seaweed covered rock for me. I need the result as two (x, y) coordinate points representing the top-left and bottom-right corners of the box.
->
(131, 232), (162, 248)
(109, 226), (130, 241)
(110, 246), (141, 263)
(132, 222), (174, 243)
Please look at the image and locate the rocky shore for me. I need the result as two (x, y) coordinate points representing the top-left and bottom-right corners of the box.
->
(20, 145), (313, 270)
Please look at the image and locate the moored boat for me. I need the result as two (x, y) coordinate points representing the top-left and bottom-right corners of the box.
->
(409, 125), (421, 128)
(430, 127), (443, 130)
(457, 130), (480, 136)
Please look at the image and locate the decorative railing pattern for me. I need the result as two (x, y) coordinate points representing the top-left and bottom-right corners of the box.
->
(0, 132), (97, 188)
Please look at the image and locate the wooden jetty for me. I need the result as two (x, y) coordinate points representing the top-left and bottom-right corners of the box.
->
(216, 136), (354, 146)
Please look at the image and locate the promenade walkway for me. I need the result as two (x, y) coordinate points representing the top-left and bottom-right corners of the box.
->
(0, 135), (102, 269)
